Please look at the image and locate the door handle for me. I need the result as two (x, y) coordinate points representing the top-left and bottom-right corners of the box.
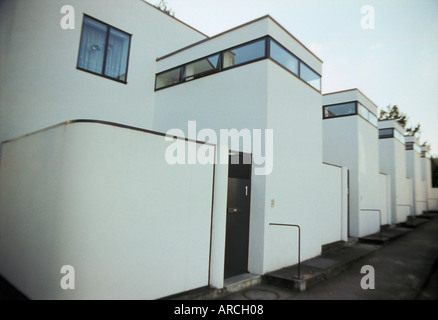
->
(245, 186), (248, 196)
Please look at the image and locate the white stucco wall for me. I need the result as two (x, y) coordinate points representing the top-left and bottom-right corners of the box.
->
(405, 138), (427, 215)
(263, 61), (324, 273)
(0, 121), (222, 299)
(378, 120), (413, 223)
(319, 164), (348, 245)
(322, 116), (359, 236)
(154, 17), (324, 275)
(0, 0), (206, 144)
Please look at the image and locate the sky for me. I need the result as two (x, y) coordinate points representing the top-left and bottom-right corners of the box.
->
(147, 0), (438, 155)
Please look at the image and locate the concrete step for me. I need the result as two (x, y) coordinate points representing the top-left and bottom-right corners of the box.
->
(263, 242), (381, 292)
(166, 273), (261, 300)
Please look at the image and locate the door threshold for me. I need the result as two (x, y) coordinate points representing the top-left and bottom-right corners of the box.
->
(224, 273), (262, 293)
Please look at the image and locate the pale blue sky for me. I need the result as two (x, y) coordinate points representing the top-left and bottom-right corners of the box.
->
(148, 0), (438, 155)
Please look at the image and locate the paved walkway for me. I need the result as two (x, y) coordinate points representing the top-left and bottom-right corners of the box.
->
(222, 216), (438, 300)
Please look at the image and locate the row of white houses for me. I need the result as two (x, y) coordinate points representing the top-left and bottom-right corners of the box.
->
(0, 0), (437, 299)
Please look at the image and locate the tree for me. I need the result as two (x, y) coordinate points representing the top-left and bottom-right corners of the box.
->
(379, 104), (408, 127)
(379, 104), (420, 137)
(155, 0), (175, 17)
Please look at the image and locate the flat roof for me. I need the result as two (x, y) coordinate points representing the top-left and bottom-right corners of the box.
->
(156, 15), (323, 64)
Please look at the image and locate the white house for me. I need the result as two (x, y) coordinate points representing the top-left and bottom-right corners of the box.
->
(0, 0), (434, 300)
(378, 120), (413, 223)
(0, 0), (349, 299)
(405, 135), (428, 215)
(322, 89), (390, 237)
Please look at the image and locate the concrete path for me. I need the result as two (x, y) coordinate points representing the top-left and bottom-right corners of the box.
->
(222, 216), (438, 300)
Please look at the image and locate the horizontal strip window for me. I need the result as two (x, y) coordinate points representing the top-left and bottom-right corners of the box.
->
(406, 142), (422, 153)
(358, 103), (378, 126)
(379, 128), (405, 144)
(155, 36), (321, 92)
(323, 101), (377, 127)
(323, 102), (357, 119)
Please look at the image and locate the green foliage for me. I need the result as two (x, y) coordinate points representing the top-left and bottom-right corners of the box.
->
(378, 104), (421, 137)
(155, 0), (175, 17)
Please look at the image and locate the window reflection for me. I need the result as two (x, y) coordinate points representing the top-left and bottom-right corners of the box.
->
(183, 54), (220, 81)
(300, 62), (321, 91)
(222, 39), (266, 69)
(270, 39), (298, 75)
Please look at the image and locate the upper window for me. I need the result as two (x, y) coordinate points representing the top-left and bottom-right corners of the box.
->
(77, 15), (131, 83)
(300, 62), (321, 91)
(358, 104), (378, 126)
(269, 39), (298, 75)
(323, 102), (356, 118)
(222, 39), (266, 69)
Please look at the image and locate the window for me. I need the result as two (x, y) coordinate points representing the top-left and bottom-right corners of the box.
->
(379, 128), (393, 139)
(323, 102), (357, 118)
(222, 39), (266, 69)
(155, 67), (181, 90)
(154, 36), (323, 92)
(77, 15), (131, 82)
(358, 104), (378, 126)
(394, 129), (405, 144)
(183, 54), (220, 81)
(300, 62), (321, 91)
(269, 39), (298, 75)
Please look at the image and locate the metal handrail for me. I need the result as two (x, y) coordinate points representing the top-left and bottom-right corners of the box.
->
(360, 209), (382, 238)
(269, 223), (302, 279)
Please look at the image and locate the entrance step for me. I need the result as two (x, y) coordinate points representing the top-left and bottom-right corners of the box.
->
(263, 242), (380, 292)
(358, 226), (411, 245)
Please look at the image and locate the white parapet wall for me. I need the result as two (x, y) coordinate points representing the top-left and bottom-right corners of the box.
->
(0, 121), (226, 299)
(320, 163), (349, 245)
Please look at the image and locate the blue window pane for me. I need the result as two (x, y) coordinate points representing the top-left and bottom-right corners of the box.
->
(269, 39), (298, 75)
(105, 28), (130, 81)
(223, 39), (266, 68)
(77, 16), (107, 74)
(300, 62), (321, 91)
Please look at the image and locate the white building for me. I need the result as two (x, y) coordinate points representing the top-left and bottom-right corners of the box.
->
(405, 135), (428, 215)
(322, 89), (390, 237)
(0, 0), (349, 299)
(378, 120), (413, 223)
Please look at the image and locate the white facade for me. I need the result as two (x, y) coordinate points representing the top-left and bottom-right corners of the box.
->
(378, 120), (413, 223)
(405, 135), (427, 215)
(0, 121), (228, 299)
(1, 0), (436, 300)
(153, 16), (330, 275)
(322, 89), (388, 237)
(0, 0), (206, 144)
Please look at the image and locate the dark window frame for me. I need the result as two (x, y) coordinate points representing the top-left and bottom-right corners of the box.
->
(323, 101), (378, 128)
(76, 14), (132, 84)
(379, 128), (395, 139)
(154, 36), (322, 92)
(323, 101), (358, 120)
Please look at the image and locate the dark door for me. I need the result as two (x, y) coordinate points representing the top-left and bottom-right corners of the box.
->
(224, 153), (251, 279)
